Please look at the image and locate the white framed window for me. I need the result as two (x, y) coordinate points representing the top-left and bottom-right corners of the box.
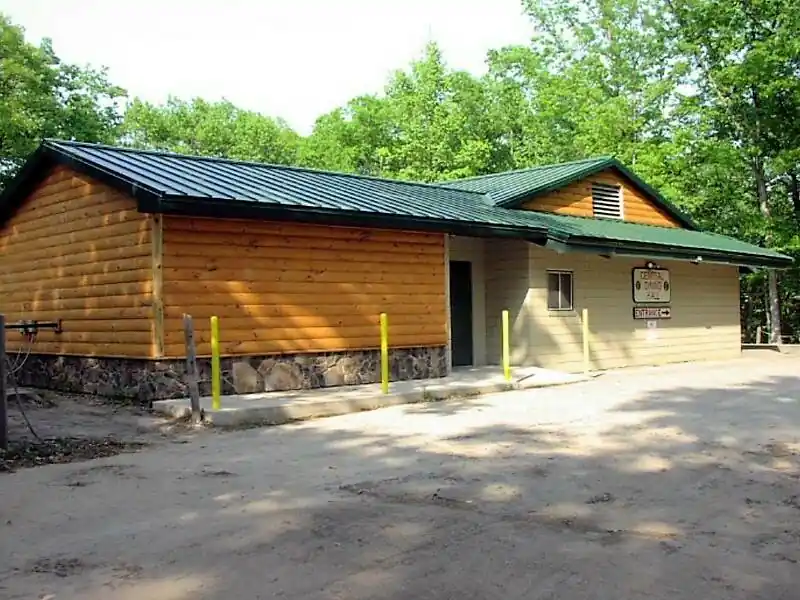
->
(547, 270), (574, 311)
(591, 182), (624, 219)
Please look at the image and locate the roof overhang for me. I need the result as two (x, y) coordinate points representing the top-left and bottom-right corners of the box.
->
(0, 141), (548, 244)
(545, 237), (794, 270)
(139, 195), (550, 244)
(0, 142), (163, 227)
(0, 140), (788, 269)
(0, 144), (55, 227)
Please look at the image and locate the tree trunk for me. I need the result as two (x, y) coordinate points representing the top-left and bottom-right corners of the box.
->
(767, 271), (781, 343)
(790, 171), (800, 221)
(764, 286), (771, 341)
(753, 157), (782, 344)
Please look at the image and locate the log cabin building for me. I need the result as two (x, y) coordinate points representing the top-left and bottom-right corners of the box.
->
(0, 140), (792, 401)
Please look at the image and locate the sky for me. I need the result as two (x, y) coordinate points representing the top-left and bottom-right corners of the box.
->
(0, 0), (534, 135)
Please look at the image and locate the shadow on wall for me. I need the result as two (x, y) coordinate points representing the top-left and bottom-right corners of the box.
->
(158, 218), (450, 395)
(525, 299), (636, 372)
(482, 239), (636, 372)
(2, 185), (153, 357)
(484, 272), (532, 366)
(1, 188), (449, 399)
(10, 362), (799, 598)
(521, 255), (740, 373)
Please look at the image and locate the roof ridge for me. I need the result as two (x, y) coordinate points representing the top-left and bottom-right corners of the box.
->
(43, 139), (493, 199)
(441, 155), (615, 184)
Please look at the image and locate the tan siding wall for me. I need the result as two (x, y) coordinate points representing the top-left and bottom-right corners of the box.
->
(485, 239), (532, 365)
(515, 247), (741, 371)
(522, 168), (682, 228)
(0, 166), (153, 357)
(161, 216), (447, 357)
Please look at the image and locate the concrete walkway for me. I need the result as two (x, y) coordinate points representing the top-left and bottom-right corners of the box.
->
(152, 365), (589, 427)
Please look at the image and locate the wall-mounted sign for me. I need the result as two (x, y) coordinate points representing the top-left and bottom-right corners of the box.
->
(632, 267), (671, 303)
(633, 306), (671, 320)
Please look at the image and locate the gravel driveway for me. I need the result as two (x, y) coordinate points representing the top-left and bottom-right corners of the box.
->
(1, 352), (799, 599)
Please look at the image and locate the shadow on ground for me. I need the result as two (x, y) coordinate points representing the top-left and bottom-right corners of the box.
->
(1, 360), (799, 600)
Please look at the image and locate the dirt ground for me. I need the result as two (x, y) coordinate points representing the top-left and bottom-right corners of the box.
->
(1, 353), (799, 600)
(1, 390), (199, 471)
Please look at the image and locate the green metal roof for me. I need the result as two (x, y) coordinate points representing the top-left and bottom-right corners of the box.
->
(0, 140), (548, 243)
(535, 211), (791, 268)
(442, 156), (790, 266)
(443, 156), (697, 229)
(0, 140), (792, 268)
(444, 157), (611, 204)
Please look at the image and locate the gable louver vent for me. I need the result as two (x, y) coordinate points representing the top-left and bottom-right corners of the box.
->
(591, 182), (623, 219)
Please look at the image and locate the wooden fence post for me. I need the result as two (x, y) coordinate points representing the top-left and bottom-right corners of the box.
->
(0, 315), (7, 451)
(183, 314), (201, 424)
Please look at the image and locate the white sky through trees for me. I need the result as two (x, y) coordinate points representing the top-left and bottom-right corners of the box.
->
(0, 0), (532, 134)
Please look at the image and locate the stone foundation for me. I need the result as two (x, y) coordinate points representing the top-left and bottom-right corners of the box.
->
(15, 347), (448, 405)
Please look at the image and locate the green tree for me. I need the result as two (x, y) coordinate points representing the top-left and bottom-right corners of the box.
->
(121, 97), (300, 165)
(383, 43), (504, 181)
(0, 14), (126, 189)
(298, 95), (394, 175)
(503, 0), (800, 341)
(666, 0), (800, 342)
(301, 42), (508, 181)
(489, 0), (690, 174)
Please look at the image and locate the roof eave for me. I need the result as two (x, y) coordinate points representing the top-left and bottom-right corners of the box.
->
(141, 195), (550, 244)
(547, 236), (794, 269)
(0, 141), (164, 229)
(41, 140), (164, 204)
(0, 144), (54, 227)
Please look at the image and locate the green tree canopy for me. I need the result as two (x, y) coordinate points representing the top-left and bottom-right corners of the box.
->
(2, 3), (800, 341)
(298, 95), (395, 175)
(299, 42), (510, 181)
(665, 0), (800, 341)
(121, 96), (300, 165)
(0, 13), (126, 189)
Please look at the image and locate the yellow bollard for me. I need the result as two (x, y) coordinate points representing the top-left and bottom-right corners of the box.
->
(502, 310), (511, 382)
(582, 308), (590, 374)
(380, 312), (389, 394)
(210, 316), (221, 410)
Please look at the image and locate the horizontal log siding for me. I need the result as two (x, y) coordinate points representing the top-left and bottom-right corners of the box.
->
(0, 166), (153, 357)
(161, 217), (447, 357)
(522, 168), (682, 228)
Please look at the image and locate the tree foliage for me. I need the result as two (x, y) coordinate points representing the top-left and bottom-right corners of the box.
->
(513, 0), (688, 167)
(298, 95), (394, 175)
(0, 14), (125, 188)
(300, 43), (508, 181)
(121, 97), (300, 165)
(665, 0), (800, 341)
(1, 3), (799, 340)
